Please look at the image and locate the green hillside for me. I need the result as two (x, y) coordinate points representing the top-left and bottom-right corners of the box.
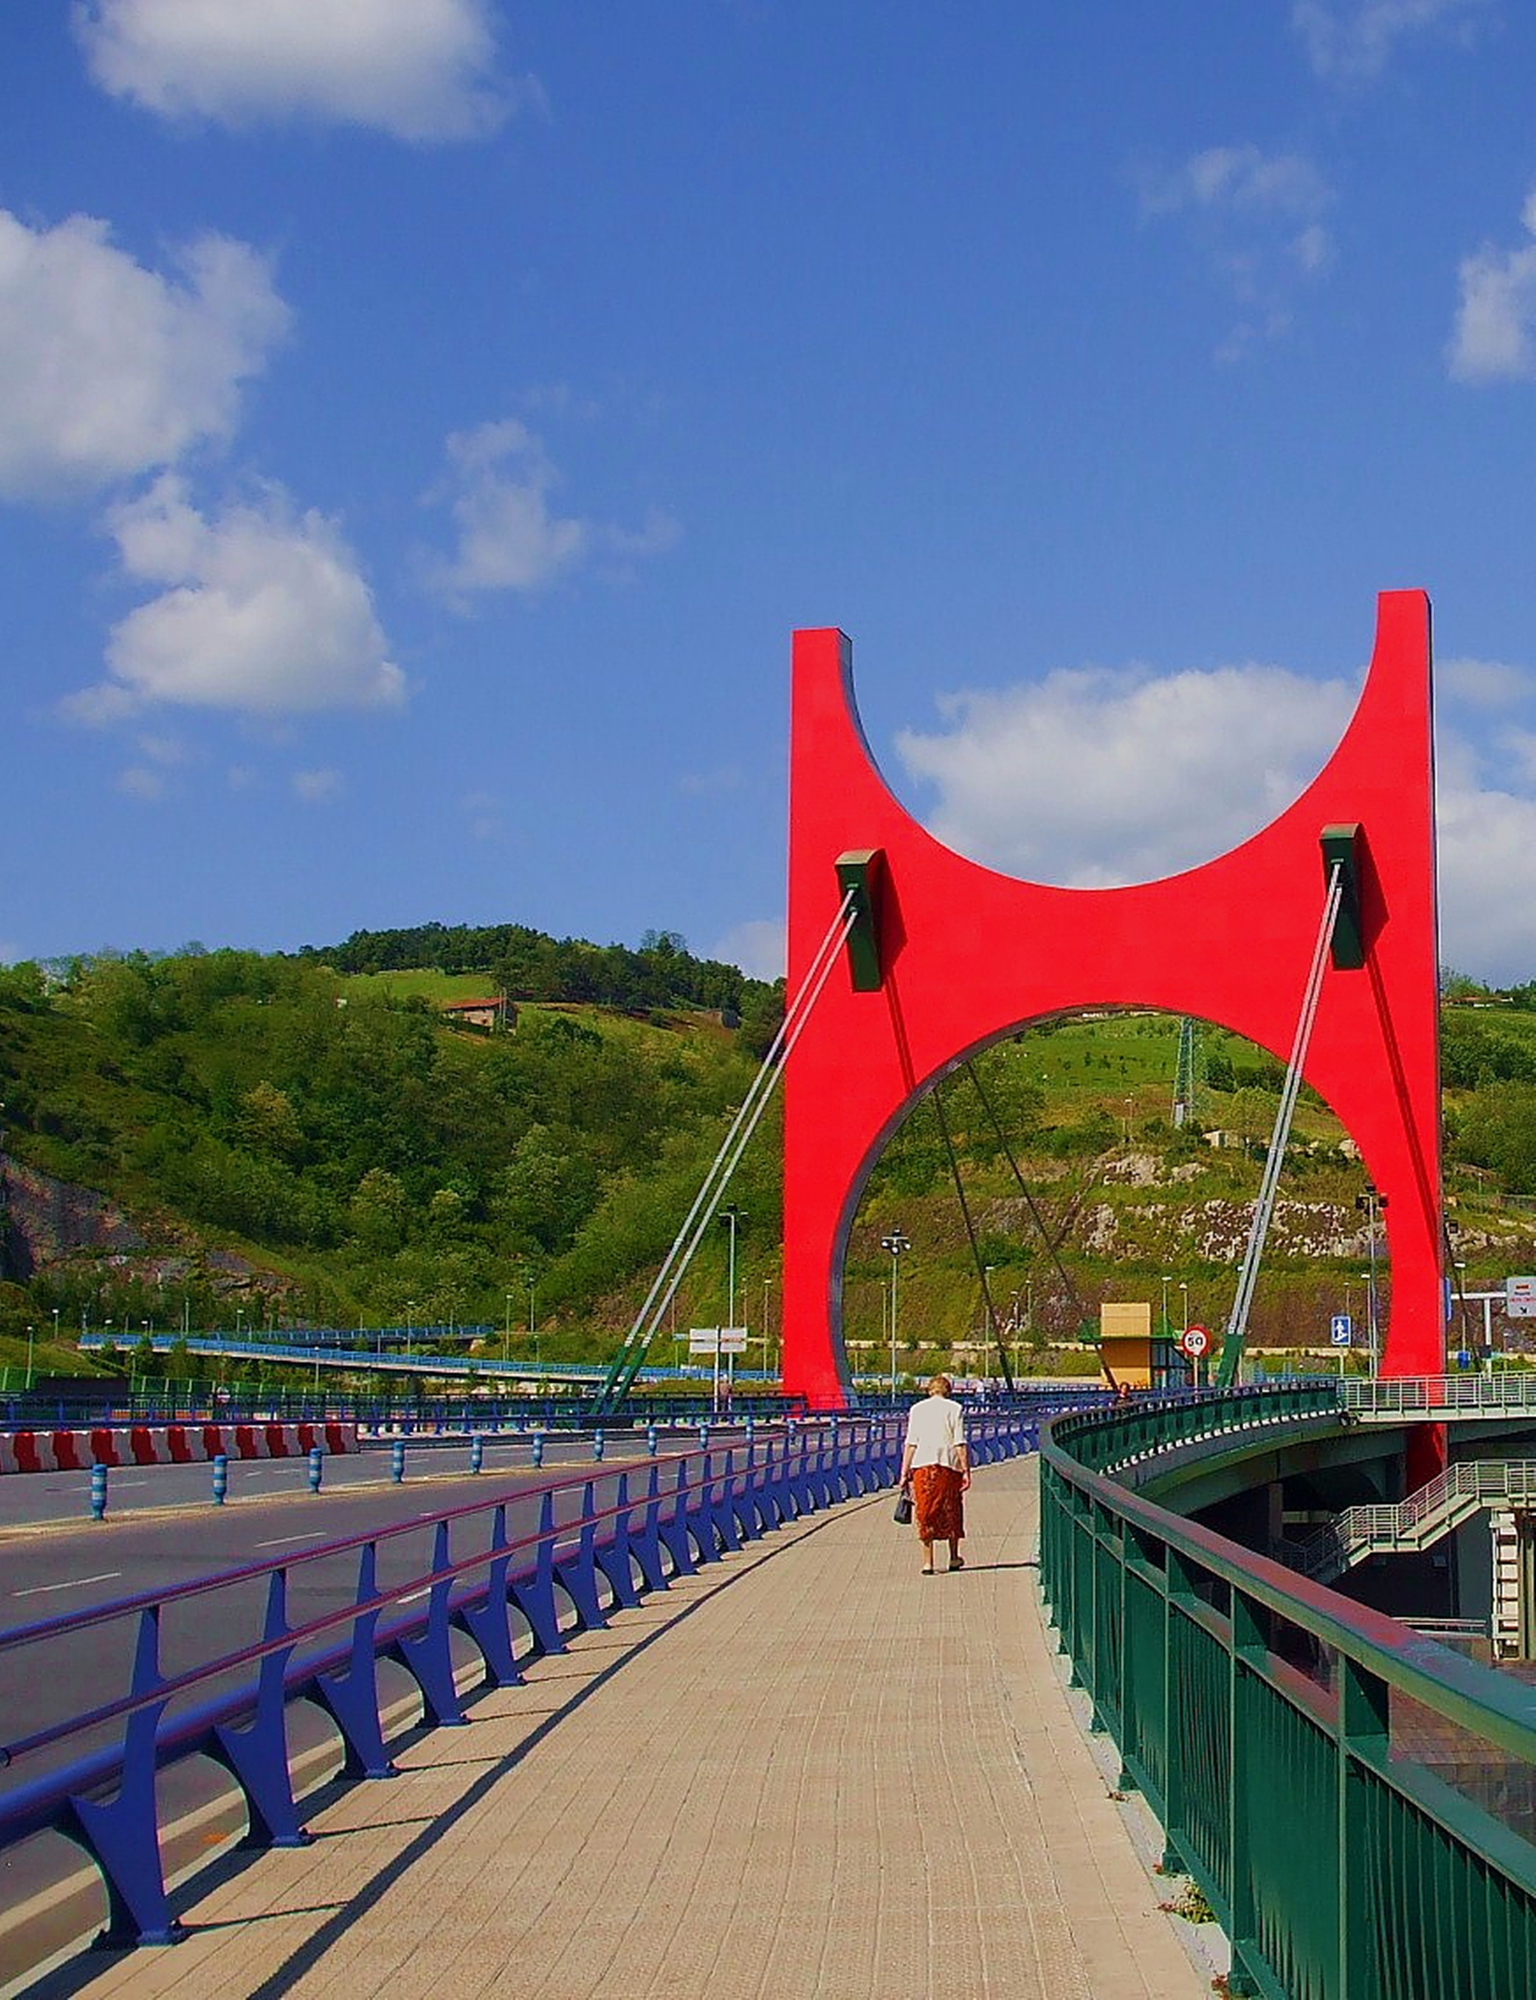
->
(3, 939), (1536, 1378)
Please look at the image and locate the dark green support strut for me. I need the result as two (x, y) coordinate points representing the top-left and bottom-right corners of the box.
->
(834, 849), (886, 991)
(1320, 822), (1366, 970)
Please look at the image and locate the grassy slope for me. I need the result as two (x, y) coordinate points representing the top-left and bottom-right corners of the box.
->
(7, 973), (1536, 1367)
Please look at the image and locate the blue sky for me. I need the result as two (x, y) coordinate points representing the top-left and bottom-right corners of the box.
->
(5, 1), (1536, 982)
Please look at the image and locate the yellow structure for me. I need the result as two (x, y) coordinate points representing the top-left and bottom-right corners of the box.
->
(1099, 1300), (1154, 1389)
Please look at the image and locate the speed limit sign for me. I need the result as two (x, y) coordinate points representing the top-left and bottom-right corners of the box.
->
(1179, 1324), (1210, 1360)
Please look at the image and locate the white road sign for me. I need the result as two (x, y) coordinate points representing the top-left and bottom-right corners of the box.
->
(1506, 1277), (1536, 1320)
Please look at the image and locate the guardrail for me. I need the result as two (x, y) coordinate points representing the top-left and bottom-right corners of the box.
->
(1343, 1373), (1536, 1414)
(1040, 1388), (1536, 1999)
(0, 1410), (1041, 1963)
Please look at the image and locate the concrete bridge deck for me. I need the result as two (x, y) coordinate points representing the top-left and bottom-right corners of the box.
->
(48, 1459), (1206, 2000)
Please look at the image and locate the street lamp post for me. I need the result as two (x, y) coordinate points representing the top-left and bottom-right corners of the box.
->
(718, 1206), (745, 1412)
(761, 1276), (774, 1380)
(25, 1325), (35, 1392)
(406, 1300), (417, 1360)
(1159, 1274), (1172, 1340)
(1178, 1282), (1189, 1335)
(882, 1228), (911, 1402)
(1357, 1184), (1388, 1374)
(504, 1292), (514, 1363)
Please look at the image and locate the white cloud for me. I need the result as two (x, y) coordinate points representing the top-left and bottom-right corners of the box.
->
(0, 209), (289, 500)
(1141, 147), (1333, 222)
(293, 768), (343, 802)
(712, 920), (786, 983)
(898, 663), (1356, 889)
(1438, 654), (1536, 709)
(425, 418), (679, 602)
(1138, 146), (1334, 354)
(66, 474), (405, 719)
(73, 0), (523, 142)
(1448, 191), (1536, 382)
(894, 656), (1536, 987)
(1435, 780), (1536, 979)
(461, 789), (503, 840)
(118, 764), (166, 801)
(1292, 0), (1491, 82)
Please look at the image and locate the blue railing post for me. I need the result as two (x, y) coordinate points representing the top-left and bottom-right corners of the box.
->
(470, 1435), (484, 1474)
(391, 1439), (406, 1484)
(212, 1454), (228, 1506)
(90, 1462), (108, 1521)
(307, 1445), (324, 1494)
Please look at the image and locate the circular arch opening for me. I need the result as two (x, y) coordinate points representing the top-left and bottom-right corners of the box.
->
(841, 1006), (1383, 1392)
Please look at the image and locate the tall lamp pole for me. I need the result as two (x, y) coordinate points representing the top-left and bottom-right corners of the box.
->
(882, 1229), (911, 1401)
(718, 1206), (745, 1410)
(1363, 1185), (1388, 1374)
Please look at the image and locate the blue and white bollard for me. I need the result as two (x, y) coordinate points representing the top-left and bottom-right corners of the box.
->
(308, 1445), (324, 1493)
(90, 1462), (108, 1521)
(532, 1432), (545, 1468)
(212, 1454), (228, 1506)
(470, 1434), (484, 1474)
(391, 1438), (406, 1484)
(745, 1415), (755, 1444)
(593, 1430), (605, 1462)
(697, 1422), (709, 1451)
(646, 1424), (658, 1457)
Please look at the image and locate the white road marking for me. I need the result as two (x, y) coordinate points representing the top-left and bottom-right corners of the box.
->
(253, 1531), (329, 1549)
(14, 1572), (122, 1597)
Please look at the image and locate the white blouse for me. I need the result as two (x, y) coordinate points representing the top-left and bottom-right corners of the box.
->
(904, 1394), (967, 1470)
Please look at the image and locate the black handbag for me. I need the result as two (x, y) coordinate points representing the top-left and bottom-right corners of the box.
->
(893, 1487), (913, 1525)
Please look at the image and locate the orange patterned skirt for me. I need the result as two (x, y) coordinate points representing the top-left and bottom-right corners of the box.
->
(912, 1464), (965, 1543)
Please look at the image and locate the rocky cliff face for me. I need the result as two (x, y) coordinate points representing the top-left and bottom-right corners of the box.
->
(0, 1154), (144, 1281)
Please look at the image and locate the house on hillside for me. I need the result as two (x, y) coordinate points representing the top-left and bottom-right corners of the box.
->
(439, 996), (516, 1032)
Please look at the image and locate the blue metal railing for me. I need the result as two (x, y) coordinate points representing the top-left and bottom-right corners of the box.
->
(0, 1411), (1041, 1958)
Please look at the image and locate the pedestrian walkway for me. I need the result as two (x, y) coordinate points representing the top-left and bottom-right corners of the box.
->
(54, 1458), (1207, 2000)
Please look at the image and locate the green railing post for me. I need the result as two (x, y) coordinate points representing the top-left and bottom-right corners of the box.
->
(1228, 1588), (1266, 1999)
(1338, 1652), (1389, 2000)
(1162, 1545), (1200, 1877)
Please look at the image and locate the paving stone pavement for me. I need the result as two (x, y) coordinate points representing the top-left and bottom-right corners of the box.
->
(56, 1456), (1207, 2000)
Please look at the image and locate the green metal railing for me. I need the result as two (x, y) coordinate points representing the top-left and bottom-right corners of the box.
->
(1040, 1388), (1536, 2000)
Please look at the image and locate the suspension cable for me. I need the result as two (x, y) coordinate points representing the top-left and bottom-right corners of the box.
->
(928, 1079), (1016, 1393)
(962, 1057), (1093, 1343)
(1219, 864), (1344, 1384)
(598, 888), (860, 1406)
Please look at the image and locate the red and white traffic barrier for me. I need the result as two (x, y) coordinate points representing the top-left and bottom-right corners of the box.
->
(0, 1420), (355, 1473)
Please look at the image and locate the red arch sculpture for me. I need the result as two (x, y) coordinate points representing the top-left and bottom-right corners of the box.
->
(782, 591), (1442, 1408)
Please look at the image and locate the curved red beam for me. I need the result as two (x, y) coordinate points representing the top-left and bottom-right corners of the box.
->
(783, 592), (1441, 1408)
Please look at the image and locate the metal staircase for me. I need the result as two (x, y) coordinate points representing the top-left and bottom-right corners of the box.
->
(1285, 1459), (1536, 1582)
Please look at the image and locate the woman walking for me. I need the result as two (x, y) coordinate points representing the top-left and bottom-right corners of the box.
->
(898, 1373), (970, 1574)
